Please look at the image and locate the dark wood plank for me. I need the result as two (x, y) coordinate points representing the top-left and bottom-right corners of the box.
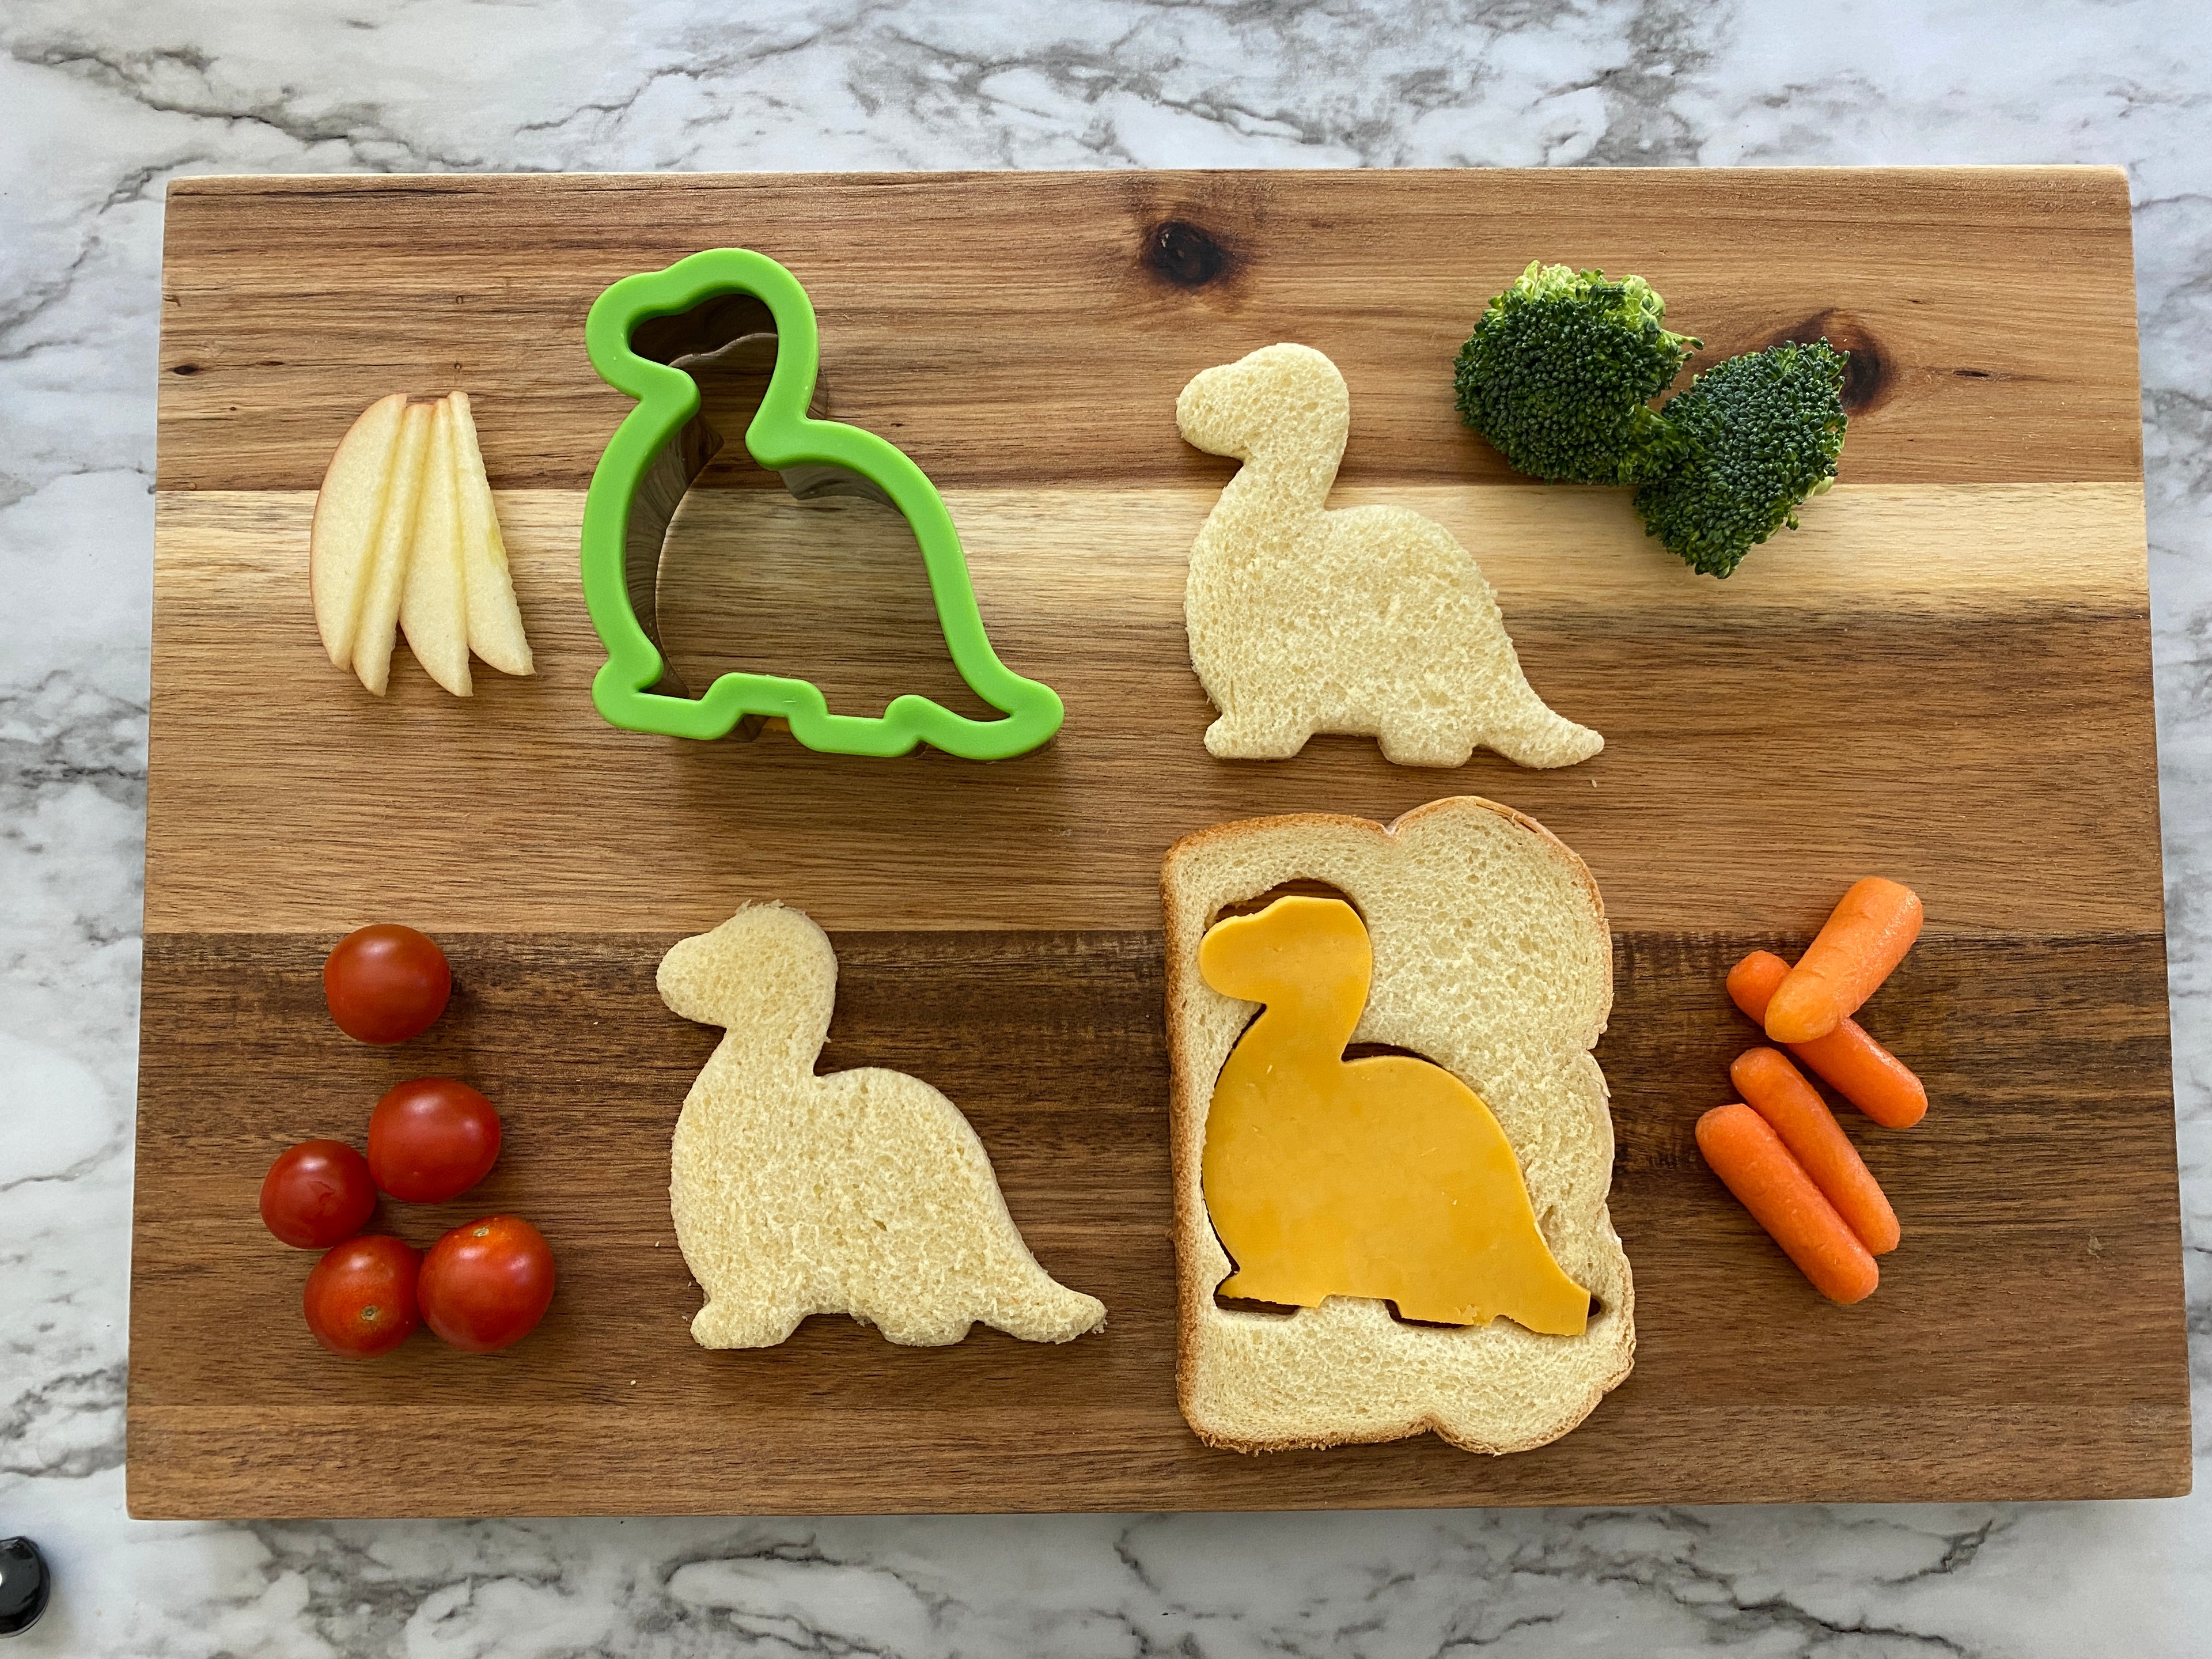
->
(128, 927), (2188, 1516)
(155, 168), (2141, 493)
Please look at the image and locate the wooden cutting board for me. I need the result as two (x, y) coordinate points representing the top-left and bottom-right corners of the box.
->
(134, 167), (2189, 1518)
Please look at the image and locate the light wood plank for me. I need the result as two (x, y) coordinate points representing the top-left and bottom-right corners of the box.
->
(147, 483), (2160, 935)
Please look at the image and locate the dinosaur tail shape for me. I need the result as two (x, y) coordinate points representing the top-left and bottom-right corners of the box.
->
(1471, 604), (1604, 769)
(1480, 673), (1605, 769)
(981, 1254), (1108, 1344)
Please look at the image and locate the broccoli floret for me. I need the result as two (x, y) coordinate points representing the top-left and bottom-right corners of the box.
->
(1631, 339), (1849, 578)
(1453, 261), (1701, 484)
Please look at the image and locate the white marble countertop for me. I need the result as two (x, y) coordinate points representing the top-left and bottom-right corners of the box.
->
(3, 1), (2206, 1652)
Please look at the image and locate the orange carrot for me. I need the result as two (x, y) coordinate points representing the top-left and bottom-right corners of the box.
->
(1764, 877), (1924, 1043)
(1696, 1104), (1879, 1304)
(1729, 1047), (1900, 1254)
(1728, 949), (1927, 1128)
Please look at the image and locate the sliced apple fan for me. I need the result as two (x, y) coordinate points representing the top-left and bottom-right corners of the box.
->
(311, 392), (535, 696)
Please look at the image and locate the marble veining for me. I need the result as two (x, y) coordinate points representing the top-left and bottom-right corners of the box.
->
(2, 0), (2208, 1652)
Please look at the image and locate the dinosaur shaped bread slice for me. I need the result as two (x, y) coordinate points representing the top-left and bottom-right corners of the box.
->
(659, 904), (1105, 1349)
(1161, 798), (1634, 1454)
(1177, 343), (1603, 769)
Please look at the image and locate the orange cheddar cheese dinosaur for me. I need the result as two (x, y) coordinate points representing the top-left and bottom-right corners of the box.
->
(1198, 894), (1590, 1335)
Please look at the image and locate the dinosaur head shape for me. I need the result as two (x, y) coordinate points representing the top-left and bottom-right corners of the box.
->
(658, 903), (838, 1067)
(1199, 893), (1372, 1021)
(1176, 343), (1352, 482)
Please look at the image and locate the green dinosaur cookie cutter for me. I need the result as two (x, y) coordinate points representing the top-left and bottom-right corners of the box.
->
(579, 248), (1063, 759)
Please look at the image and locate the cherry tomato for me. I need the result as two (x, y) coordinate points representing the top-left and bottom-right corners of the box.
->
(323, 924), (452, 1045)
(259, 1139), (377, 1249)
(418, 1215), (556, 1354)
(303, 1234), (421, 1357)
(368, 1078), (502, 1203)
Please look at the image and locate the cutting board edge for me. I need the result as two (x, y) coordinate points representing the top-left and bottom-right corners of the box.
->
(162, 162), (2137, 197)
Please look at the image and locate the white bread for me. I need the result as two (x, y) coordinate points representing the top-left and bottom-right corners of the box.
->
(1161, 798), (1633, 1453)
(658, 904), (1105, 1349)
(1177, 344), (1603, 770)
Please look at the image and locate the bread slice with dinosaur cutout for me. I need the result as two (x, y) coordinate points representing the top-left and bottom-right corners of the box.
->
(1177, 343), (1603, 769)
(659, 904), (1105, 1349)
(1161, 798), (1634, 1453)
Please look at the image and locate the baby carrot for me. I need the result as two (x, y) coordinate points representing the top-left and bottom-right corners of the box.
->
(1729, 1047), (1900, 1254)
(1696, 1104), (1879, 1305)
(1728, 949), (1927, 1128)
(1764, 877), (1924, 1044)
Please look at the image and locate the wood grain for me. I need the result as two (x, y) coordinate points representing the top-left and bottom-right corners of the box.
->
(136, 166), (2186, 1517)
(128, 927), (2187, 1516)
(155, 169), (2142, 494)
(147, 484), (2160, 936)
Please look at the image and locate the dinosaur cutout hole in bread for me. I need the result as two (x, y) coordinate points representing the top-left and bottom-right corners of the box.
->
(659, 903), (1105, 1350)
(1218, 1277), (1602, 1328)
(1209, 877), (1365, 927)
(1197, 893), (1591, 1335)
(1178, 343), (1603, 770)
(1212, 1287), (1303, 1318)
(1385, 1290), (1607, 1330)
(1162, 799), (1634, 1456)
(1340, 1041), (1429, 1065)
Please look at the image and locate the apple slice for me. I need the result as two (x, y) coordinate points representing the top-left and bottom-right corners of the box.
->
(308, 394), (407, 669)
(351, 399), (435, 697)
(399, 397), (474, 696)
(448, 392), (535, 677)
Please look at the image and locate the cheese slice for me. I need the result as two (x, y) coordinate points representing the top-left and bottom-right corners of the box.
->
(1198, 895), (1590, 1335)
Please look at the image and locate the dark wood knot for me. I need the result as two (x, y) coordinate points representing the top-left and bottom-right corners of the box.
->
(1766, 310), (1887, 415)
(1144, 219), (1230, 288)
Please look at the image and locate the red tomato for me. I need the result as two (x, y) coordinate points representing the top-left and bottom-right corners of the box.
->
(303, 1234), (421, 1357)
(368, 1078), (502, 1203)
(259, 1139), (377, 1249)
(323, 925), (452, 1045)
(418, 1215), (556, 1354)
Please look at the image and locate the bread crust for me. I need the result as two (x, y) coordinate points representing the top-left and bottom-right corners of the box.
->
(1161, 797), (1634, 1455)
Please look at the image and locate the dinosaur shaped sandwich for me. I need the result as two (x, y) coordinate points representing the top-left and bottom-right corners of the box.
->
(1178, 343), (1602, 770)
(660, 904), (1104, 1350)
(1161, 798), (1634, 1454)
